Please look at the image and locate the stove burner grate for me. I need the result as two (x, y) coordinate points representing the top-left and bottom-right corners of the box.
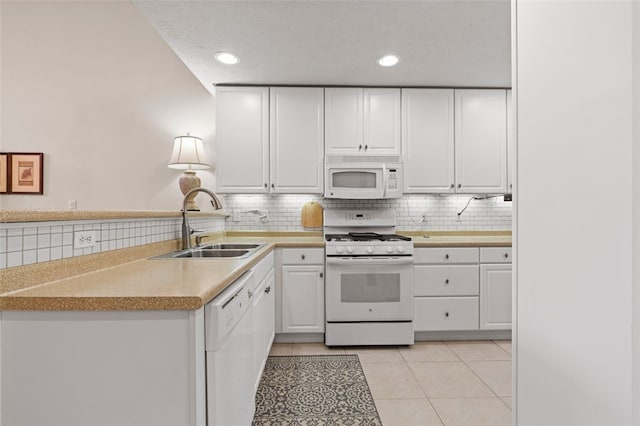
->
(325, 232), (411, 242)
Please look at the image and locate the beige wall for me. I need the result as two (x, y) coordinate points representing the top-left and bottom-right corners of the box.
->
(0, 1), (216, 211)
(633, 0), (640, 422)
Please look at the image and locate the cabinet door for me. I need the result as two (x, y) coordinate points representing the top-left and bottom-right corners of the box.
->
(363, 88), (401, 154)
(507, 89), (515, 193)
(325, 88), (363, 154)
(454, 89), (508, 193)
(480, 264), (512, 330)
(252, 270), (275, 393)
(216, 86), (269, 193)
(270, 87), (324, 193)
(402, 89), (455, 193)
(281, 265), (324, 333)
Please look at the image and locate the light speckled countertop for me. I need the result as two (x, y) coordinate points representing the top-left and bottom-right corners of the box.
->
(0, 231), (509, 311)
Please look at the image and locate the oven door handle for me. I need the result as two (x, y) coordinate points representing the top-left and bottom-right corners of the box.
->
(326, 257), (414, 266)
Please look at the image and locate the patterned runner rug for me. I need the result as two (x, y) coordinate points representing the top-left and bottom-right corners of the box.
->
(253, 354), (382, 425)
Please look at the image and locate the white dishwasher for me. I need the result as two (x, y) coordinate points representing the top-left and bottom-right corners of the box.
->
(205, 270), (255, 426)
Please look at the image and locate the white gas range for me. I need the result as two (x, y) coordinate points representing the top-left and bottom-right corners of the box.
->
(324, 209), (415, 346)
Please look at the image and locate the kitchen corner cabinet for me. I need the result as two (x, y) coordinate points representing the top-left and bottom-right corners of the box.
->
(216, 86), (270, 193)
(280, 248), (325, 333)
(480, 248), (513, 330)
(402, 89), (455, 193)
(325, 88), (401, 155)
(270, 87), (324, 193)
(454, 89), (508, 193)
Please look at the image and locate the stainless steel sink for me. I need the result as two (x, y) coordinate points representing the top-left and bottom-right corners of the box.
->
(174, 249), (250, 258)
(150, 243), (265, 260)
(198, 243), (262, 250)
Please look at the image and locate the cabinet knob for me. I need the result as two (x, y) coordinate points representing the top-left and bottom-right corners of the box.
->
(445, 312), (450, 318)
(364, 145), (368, 151)
(450, 184), (454, 189)
(358, 144), (362, 151)
(504, 253), (509, 258)
(265, 286), (271, 294)
(445, 279), (450, 284)
(271, 183), (275, 188)
(264, 183), (267, 188)
(319, 272), (323, 278)
(445, 254), (450, 259)
(301, 254), (306, 260)
(458, 184), (462, 188)
(248, 290), (253, 299)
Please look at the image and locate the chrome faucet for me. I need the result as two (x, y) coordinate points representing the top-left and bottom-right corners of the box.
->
(181, 187), (223, 250)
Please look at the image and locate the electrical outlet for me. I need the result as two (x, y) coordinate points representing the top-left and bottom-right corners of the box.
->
(74, 231), (97, 249)
(68, 200), (77, 210)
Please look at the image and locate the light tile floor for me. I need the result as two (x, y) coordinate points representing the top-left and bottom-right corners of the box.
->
(269, 340), (512, 426)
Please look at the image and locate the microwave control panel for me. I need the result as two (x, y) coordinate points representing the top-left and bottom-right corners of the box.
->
(387, 168), (398, 189)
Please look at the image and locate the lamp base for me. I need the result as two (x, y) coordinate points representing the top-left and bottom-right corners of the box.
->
(179, 171), (201, 211)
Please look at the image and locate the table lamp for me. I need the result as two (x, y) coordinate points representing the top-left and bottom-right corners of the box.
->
(168, 134), (210, 211)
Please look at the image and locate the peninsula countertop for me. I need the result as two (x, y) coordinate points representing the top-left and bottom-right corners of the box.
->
(0, 231), (510, 311)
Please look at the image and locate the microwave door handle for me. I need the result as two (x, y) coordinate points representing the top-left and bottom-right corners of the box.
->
(381, 164), (387, 198)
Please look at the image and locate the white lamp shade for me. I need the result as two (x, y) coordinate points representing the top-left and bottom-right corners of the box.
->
(168, 135), (210, 170)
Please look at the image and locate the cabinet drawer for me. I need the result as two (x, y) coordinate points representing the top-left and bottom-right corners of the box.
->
(414, 297), (479, 331)
(415, 265), (479, 296)
(415, 248), (479, 264)
(251, 252), (274, 290)
(281, 248), (324, 265)
(480, 247), (512, 263)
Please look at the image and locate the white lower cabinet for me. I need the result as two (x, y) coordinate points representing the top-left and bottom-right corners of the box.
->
(414, 246), (512, 333)
(480, 248), (513, 330)
(252, 269), (275, 392)
(279, 248), (325, 334)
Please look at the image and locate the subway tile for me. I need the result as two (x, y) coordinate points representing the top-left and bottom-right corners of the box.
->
(50, 246), (62, 261)
(50, 233), (63, 247)
(23, 249), (37, 265)
(63, 232), (73, 246)
(23, 227), (37, 235)
(23, 235), (37, 251)
(63, 246), (73, 258)
(7, 228), (22, 237)
(51, 226), (63, 234)
(7, 252), (22, 268)
(37, 248), (50, 263)
(37, 234), (51, 248)
(0, 237), (6, 254)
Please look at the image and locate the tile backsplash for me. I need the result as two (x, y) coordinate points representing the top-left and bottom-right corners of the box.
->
(1, 194), (511, 269)
(0, 216), (224, 269)
(222, 194), (512, 231)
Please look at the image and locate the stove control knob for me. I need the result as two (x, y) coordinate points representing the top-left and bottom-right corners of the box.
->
(366, 246), (374, 254)
(386, 246), (394, 253)
(336, 246), (344, 254)
(346, 246), (354, 254)
(397, 246), (405, 253)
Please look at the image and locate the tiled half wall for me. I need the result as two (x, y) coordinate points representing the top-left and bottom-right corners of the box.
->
(0, 216), (225, 269)
(222, 194), (512, 232)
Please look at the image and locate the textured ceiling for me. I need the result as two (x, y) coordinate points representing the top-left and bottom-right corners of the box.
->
(133, 0), (511, 93)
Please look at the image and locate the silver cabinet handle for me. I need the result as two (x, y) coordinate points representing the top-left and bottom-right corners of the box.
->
(265, 286), (271, 294)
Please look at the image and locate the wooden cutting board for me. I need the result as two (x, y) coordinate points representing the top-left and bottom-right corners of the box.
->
(301, 201), (323, 228)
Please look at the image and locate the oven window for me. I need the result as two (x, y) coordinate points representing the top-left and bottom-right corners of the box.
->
(341, 273), (401, 303)
(332, 171), (377, 189)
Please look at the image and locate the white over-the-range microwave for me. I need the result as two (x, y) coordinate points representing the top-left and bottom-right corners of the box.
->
(324, 155), (403, 199)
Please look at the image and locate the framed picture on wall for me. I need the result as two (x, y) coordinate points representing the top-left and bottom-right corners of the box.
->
(0, 153), (8, 193)
(10, 153), (43, 194)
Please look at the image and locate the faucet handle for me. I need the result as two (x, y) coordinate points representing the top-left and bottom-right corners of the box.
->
(189, 228), (204, 235)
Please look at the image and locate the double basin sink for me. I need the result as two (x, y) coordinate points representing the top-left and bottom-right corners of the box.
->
(152, 243), (265, 259)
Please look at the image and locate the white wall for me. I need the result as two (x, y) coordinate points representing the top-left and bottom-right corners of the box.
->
(0, 1), (216, 211)
(633, 0), (640, 423)
(516, 1), (633, 425)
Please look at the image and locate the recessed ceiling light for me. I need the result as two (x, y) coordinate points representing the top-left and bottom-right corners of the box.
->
(377, 54), (400, 67)
(215, 51), (238, 65)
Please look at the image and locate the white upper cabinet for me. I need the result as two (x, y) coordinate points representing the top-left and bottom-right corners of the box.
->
(270, 87), (324, 193)
(363, 88), (401, 154)
(325, 88), (400, 155)
(216, 86), (269, 193)
(454, 89), (508, 194)
(402, 89), (455, 193)
(507, 89), (514, 193)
